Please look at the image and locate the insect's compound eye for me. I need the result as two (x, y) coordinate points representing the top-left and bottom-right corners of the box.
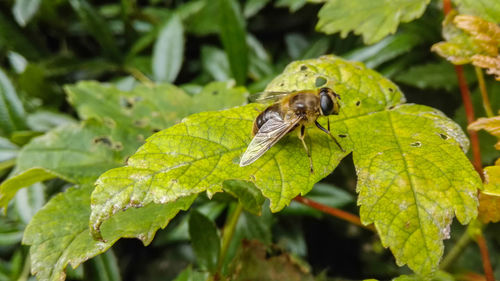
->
(320, 88), (339, 115)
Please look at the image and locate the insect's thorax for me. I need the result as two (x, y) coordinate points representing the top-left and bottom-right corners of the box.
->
(286, 92), (320, 124)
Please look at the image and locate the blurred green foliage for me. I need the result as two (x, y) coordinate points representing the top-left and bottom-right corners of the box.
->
(0, 0), (498, 281)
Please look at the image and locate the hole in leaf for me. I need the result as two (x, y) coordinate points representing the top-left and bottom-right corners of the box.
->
(300, 65), (308, 71)
(356, 101), (361, 106)
(120, 97), (134, 109)
(439, 133), (449, 140)
(113, 142), (123, 150)
(134, 119), (148, 128)
(410, 142), (421, 147)
(93, 136), (112, 146)
(388, 105), (395, 110)
(232, 156), (240, 164)
(338, 134), (347, 138)
(279, 82), (284, 87)
(315, 77), (327, 87)
(388, 88), (395, 93)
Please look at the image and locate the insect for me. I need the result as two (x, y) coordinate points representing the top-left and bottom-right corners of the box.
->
(239, 87), (345, 173)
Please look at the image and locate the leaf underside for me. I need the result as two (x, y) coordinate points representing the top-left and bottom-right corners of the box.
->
(91, 55), (480, 275)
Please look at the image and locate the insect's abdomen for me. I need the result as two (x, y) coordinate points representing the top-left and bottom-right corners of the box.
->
(252, 103), (281, 135)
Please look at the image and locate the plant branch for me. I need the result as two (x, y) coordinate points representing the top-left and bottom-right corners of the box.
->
(475, 66), (494, 117)
(440, 230), (472, 270)
(123, 66), (154, 87)
(293, 196), (375, 232)
(476, 233), (495, 281)
(214, 203), (244, 279)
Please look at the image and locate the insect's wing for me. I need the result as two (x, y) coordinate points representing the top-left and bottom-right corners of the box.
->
(240, 115), (301, 166)
(249, 91), (292, 104)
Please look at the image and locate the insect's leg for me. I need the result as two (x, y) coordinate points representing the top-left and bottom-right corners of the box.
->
(315, 121), (345, 152)
(298, 125), (314, 173)
(327, 118), (330, 131)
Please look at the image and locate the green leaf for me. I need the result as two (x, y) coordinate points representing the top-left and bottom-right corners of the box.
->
(316, 0), (430, 44)
(343, 33), (421, 68)
(350, 104), (479, 275)
(155, 201), (226, 244)
(173, 265), (209, 281)
(13, 182), (45, 225)
(12, 0), (41, 26)
(86, 251), (121, 281)
(0, 137), (18, 169)
(275, 0), (307, 12)
(243, 0), (271, 18)
(26, 110), (77, 132)
(152, 13), (185, 83)
(188, 210), (220, 273)
(223, 180), (265, 215)
(68, 0), (121, 62)
(23, 185), (195, 281)
(90, 56), (480, 275)
(6, 51), (27, 74)
(0, 82), (247, 210)
(0, 168), (56, 211)
(453, 0), (500, 23)
(201, 46), (231, 81)
(218, 0), (248, 85)
(0, 68), (26, 137)
(184, 0), (220, 35)
(392, 271), (455, 281)
(394, 62), (458, 91)
(0, 11), (41, 60)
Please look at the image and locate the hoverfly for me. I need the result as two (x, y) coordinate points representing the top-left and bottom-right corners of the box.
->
(239, 87), (345, 173)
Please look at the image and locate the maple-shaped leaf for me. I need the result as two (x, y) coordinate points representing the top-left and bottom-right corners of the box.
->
(91, 56), (480, 275)
(315, 0), (430, 44)
(478, 192), (500, 224)
(469, 116), (500, 149)
(472, 55), (500, 81)
(22, 184), (195, 281)
(432, 12), (500, 81)
(468, 118), (500, 223)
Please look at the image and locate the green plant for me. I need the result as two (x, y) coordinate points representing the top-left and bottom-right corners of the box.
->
(0, 0), (499, 280)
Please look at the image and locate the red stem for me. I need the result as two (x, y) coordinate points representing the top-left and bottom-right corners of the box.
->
(476, 234), (495, 281)
(442, 2), (492, 280)
(293, 196), (375, 231)
(455, 65), (484, 176)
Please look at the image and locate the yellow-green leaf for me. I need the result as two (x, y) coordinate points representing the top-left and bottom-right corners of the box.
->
(90, 56), (480, 275)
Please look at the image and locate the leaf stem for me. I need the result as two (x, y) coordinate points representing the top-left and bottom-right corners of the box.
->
(123, 66), (154, 87)
(474, 66), (494, 117)
(214, 203), (244, 279)
(17, 253), (31, 281)
(293, 196), (375, 232)
(476, 233), (495, 281)
(440, 230), (472, 270)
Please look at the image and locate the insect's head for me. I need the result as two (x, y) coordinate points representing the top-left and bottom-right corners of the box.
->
(319, 87), (340, 116)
